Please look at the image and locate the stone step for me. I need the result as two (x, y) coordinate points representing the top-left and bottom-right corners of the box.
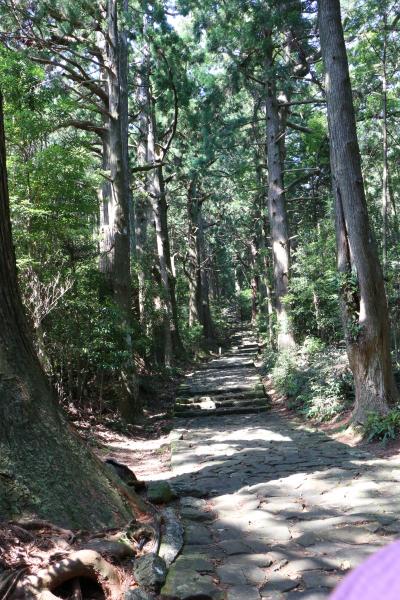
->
(176, 397), (268, 410)
(206, 357), (255, 369)
(175, 388), (266, 404)
(174, 404), (270, 418)
(228, 344), (259, 353)
(177, 382), (264, 398)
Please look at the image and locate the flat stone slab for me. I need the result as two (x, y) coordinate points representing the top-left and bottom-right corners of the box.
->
(227, 585), (261, 600)
(161, 567), (224, 599)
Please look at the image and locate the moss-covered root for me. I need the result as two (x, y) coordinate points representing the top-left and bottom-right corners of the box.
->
(13, 550), (123, 600)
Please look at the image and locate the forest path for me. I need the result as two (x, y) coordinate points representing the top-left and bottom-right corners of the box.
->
(161, 328), (400, 599)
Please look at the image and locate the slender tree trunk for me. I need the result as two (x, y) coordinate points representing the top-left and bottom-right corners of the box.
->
(265, 40), (295, 350)
(187, 183), (214, 340)
(135, 29), (152, 324)
(319, 0), (398, 423)
(250, 238), (260, 325)
(0, 93), (138, 529)
(137, 34), (183, 364)
(198, 214), (214, 341)
(382, 10), (389, 271)
(187, 182), (202, 327)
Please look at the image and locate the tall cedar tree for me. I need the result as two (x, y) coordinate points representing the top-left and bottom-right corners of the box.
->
(318, 0), (399, 422)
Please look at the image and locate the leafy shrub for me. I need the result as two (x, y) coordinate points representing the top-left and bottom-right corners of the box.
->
(268, 338), (353, 421)
(364, 410), (400, 443)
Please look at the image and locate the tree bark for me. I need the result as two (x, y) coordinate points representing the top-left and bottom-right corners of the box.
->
(135, 27), (152, 326)
(319, 0), (398, 423)
(381, 10), (389, 271)
(187, 181), (202, 328)
(98, 0), (139, 421)
(0, 93), (138, 529)
(187, 181), (214, 341)
(265, 39), (295, 350)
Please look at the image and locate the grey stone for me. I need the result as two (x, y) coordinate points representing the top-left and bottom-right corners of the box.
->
(125, 589), (156, 600)
(218, 540), (253, 555)
(216, 564), (247, 585)
(171, 482), (207, 498)
(295, 532), (319, 547)
(184, 522), (213, 545)
(260, 573), (300, 593)
(159, 507), (184, 567)
(285, 592), (330, 600)
(161, 565), (224, 600)
(147, 481), (176, 504)
(175, 554), (214, 572)
(169, 429), (184, 441)
(286, 558), (337, 574)
(302, 571), (342, 589)
(227, 585), (261, 600)
(133, 554), (167, 591)
(181, 505), (216, 522)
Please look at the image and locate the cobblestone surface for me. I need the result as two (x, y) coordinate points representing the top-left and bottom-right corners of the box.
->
(161, 328), (400, 599)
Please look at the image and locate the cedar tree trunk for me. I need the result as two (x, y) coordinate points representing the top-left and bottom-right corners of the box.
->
(319, 0), (398, 423)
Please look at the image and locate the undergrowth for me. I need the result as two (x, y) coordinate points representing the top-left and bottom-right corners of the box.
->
(364, 410), (400, 443)
(264, 337), (353, 421)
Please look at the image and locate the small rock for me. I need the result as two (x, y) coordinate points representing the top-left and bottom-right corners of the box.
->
(184, 522), (213, 545)
(159, 507), (184, 567)
(216, 564), (247, 585)
(169, 430), (184, 442)
(161, 564), (224, 599)
(147, 481), (176, 504)
(125, 589), (156, 600)
(260, 572), (299, 593)
(133, 553), (167, 591)
(227, 585), (261, 600)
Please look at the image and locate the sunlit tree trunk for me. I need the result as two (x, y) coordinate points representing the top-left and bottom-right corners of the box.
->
(381, 9), (389, 271)
(265, 38), (295, 350)
(319, 0), (398, 423)
(98, 0), (139, 422)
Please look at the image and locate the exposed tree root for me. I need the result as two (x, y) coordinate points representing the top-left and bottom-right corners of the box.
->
(12, 549), (122, 600)
(1, 492), (162, 600)
(1, 455), (163, 600)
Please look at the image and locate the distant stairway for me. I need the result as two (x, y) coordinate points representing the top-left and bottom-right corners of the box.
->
(174, 326), (270, 418)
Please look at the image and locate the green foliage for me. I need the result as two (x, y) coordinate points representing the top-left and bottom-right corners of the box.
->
(237, 289), (252, 322)
(364, 410), (400, 443)
(269, 338), (353, 422)
(287, 221), (341, 344)
(180, 322), (204, 354)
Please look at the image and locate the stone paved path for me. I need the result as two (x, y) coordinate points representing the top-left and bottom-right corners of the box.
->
(161, 327), (400, 600)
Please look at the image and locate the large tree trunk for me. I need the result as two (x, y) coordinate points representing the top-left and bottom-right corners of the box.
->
(0, 93), (142, 529)
(99, 0), (131, 319)
(265, 40), (295, 350)
(319, 0), (398, 423)
(99, 0), (139, 421)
